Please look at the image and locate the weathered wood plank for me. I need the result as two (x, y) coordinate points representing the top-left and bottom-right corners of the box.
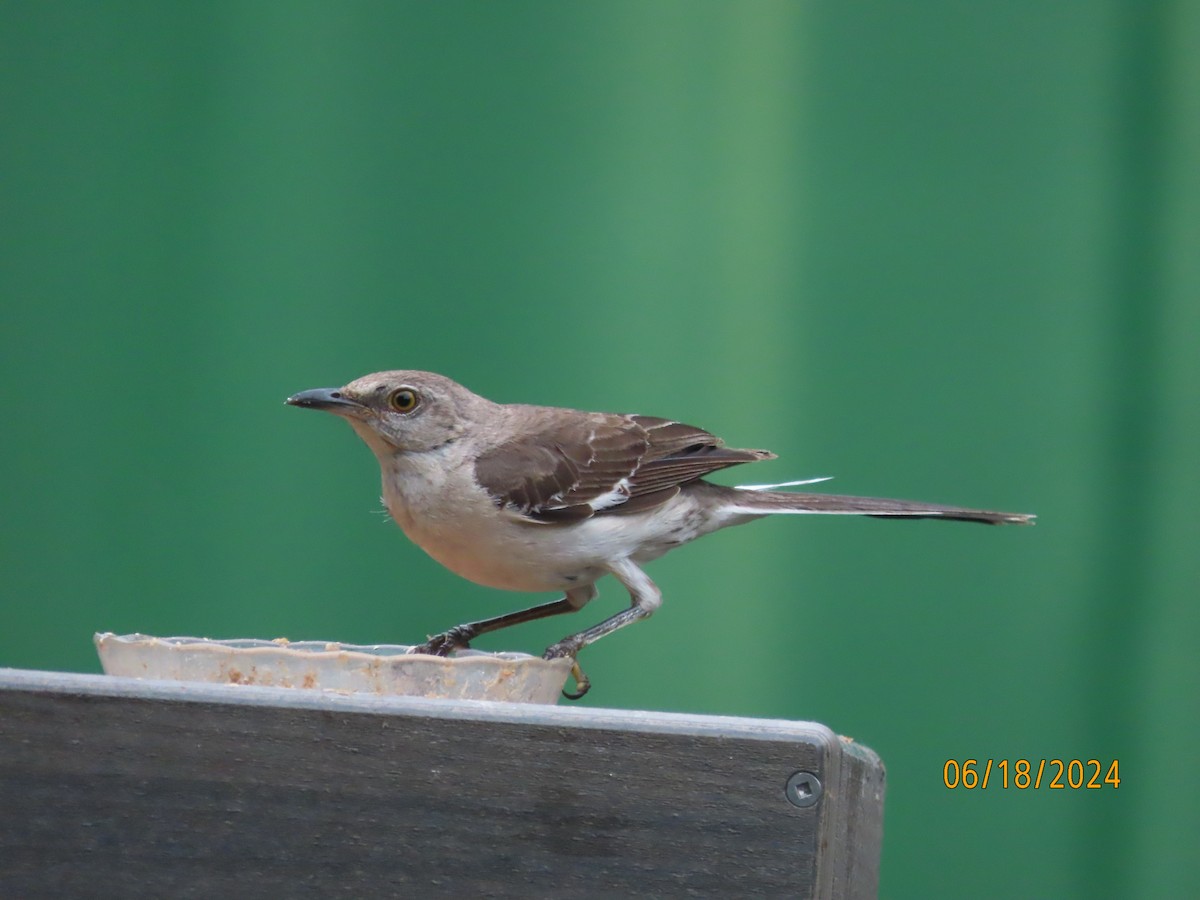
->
(0, 668), (884, 898)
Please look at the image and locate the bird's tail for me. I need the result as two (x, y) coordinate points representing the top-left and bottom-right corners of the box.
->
(720, 482), (1034, 526)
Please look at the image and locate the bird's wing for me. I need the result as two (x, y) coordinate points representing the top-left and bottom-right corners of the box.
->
(473, 412), (775, 524)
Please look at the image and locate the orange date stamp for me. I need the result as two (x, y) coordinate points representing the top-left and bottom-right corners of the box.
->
(943, 758), (1120, 790)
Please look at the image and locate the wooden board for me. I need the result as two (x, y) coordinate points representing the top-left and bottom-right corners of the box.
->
(0, 668), (884, 898)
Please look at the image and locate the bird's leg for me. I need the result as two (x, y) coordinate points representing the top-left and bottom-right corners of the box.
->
(411, 584), (597, 656)
(543, 558), (661, 662)
(543, 605), (650, 659)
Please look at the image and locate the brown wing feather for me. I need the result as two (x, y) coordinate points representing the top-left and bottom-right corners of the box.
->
(629, 415), (775, 494)
(474, 414), (645, 521)
(474, 411), (774, 524)
(629, 416), (720, 455)
(475, 439), (581, 514)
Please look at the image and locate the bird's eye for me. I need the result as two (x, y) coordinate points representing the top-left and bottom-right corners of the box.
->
(387, 388), (420, 413)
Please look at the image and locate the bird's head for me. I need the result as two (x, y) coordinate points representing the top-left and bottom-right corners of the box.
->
(286, 370), (487, 455)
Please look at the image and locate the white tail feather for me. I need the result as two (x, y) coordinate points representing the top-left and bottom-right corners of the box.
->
(725, 505), (948, 516)
(720, 486), (1036, 525)
(736, 476), (834, 491)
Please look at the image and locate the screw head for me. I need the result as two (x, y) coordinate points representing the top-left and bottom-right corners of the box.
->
(785, 770), (823, 808)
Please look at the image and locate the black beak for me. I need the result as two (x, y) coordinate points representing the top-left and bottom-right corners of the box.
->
(285, 387), (364, 413)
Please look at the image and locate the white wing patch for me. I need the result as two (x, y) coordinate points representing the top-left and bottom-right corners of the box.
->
(588, 476), (633, 511)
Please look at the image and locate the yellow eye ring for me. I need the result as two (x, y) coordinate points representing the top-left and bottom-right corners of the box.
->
(388, 388), (420, 413)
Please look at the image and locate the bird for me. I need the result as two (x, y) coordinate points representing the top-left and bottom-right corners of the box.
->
(287, 370), (1034, 697)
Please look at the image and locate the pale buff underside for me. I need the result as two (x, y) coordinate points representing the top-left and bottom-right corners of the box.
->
(376, 440), (740, 594)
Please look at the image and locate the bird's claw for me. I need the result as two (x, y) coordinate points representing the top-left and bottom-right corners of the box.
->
(543, 640), (590, 699)
(409, 626), (473, 657)
(562, 660), (591, 700)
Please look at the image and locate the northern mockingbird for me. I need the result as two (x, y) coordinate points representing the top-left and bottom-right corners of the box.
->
(287, 370), (1033, 697)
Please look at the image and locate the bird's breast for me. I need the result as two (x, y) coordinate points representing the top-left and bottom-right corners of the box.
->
(376, 454), (722, 594)
(379, 454), (601, 593)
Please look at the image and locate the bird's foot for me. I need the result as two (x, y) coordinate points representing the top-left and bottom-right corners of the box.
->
(543, 638), (590, 699)
(542, 635), (583, 660)
(410, 625), (475, 657)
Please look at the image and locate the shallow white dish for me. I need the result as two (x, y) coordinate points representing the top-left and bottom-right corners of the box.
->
(94, 633), (571, 705)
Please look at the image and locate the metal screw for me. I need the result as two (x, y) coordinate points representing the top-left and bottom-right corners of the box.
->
(785, 770), (823, 808)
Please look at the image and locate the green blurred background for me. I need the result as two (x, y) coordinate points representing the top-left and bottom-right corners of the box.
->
(3, 2), (1197, 896)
